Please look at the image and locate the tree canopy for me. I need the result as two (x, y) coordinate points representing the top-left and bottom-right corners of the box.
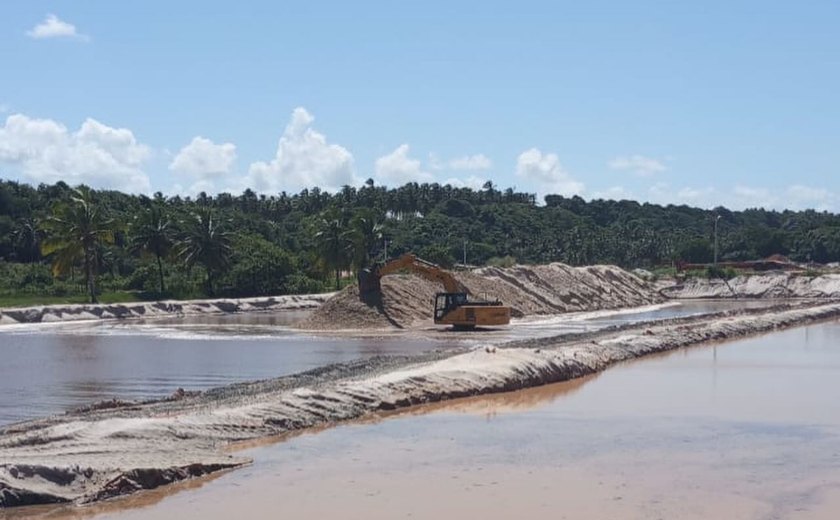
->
(1, 178), (838, 303)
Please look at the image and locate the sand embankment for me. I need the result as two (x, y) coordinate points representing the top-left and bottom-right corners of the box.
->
(300, 263), (661, 330)
(662, 273), (840, 299)
(0, 293), (333, 327)
(3, 301), (840, 507)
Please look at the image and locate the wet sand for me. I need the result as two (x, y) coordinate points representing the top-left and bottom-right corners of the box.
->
(9, 319), (840, 519)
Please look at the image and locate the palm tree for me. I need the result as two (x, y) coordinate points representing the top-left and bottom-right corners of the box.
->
(177, 209), (232, 296)
(347, 209), (383, 270)
(130, 200), (174, 294)
(40, 186), (115, 303)
(12, 217), (41, 262)
(314, 211), (351, 290)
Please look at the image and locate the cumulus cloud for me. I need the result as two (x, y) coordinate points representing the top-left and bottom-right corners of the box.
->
(608, 154), (667, 176)
(248, 107), (355, 193)
(169, 137), (236, 194)
(441, 175), (488, 190)
(375, 144), (434, 185)
(26, 14), (88, 41)
(515, 148), (584, 198)
(0, 113), (151, 192)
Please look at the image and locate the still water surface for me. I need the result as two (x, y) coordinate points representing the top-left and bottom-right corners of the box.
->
(0, 300), (770, 425)
(75, 319), (840, 520)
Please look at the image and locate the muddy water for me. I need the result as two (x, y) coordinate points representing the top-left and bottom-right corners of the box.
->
(44, 318), (840, 520)
(0, 311), (456, 425)
(0, 301), (771, 426)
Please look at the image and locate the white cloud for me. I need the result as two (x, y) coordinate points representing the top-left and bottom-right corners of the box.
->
(515, 148), (584, 198)
(26, 14), (88, 41)
(375, 144), (434, 185)
(442, 175), (487, 190)
(0, 114), (151, 192)
(248, 107), (355, 193)
(170, 136), (236, 176)
(169, 137), (237, 195)
(608, 154), (667, 176)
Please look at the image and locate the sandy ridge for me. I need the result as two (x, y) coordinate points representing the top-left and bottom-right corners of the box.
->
(0, 293), (334, 326)
(662, 273), (840, 299)
(2, 301), (840, 508)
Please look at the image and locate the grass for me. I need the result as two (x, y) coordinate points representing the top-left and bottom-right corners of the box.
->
(0, 291), (145, 309)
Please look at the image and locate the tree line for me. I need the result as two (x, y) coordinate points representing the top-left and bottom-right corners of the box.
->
(1, 178), (839, 304)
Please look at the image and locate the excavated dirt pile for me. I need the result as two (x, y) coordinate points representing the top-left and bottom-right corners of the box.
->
(299, 263), (661, 330)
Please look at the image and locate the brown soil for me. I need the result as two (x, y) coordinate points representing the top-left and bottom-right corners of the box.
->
(299, 263), (662, 330)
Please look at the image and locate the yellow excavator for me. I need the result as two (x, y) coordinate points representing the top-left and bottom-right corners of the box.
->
(358, 253), (511, 329)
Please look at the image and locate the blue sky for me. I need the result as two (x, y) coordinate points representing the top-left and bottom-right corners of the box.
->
(1, 1), (839, 211)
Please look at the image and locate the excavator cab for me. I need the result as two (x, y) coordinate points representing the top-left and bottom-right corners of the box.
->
(434, 292), (468, 321)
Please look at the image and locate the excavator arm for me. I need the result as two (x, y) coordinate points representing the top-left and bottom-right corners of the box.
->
(375, 254), (465, 293)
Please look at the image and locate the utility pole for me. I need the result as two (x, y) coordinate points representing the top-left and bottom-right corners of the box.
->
(463, 239), (467, 266)
(714, 215), (721, 265)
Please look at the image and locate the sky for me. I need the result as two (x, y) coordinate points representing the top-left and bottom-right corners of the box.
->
(1, 1), (839, 211)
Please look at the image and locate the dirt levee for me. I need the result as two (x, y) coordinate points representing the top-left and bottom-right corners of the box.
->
(662, 273), (840, 299)
(300, 263), (661, 330)
(0, 293), (332, 327)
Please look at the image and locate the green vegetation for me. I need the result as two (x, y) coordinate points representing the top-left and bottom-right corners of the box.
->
(1, 178), (839, 307)
(39, 187), (115, 303)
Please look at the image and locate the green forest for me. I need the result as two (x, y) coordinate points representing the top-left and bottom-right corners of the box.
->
(1, 178), (839, 306)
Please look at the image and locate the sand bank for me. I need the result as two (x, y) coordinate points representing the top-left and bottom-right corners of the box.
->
(0, 293), (333, 327)
(661, 273), (840, 299)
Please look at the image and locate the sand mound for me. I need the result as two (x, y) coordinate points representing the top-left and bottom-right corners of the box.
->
(299, 263), (661, 330)
(662, 273), (840, 299)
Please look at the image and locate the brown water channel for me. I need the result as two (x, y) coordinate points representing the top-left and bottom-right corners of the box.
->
(0, 300), (770, 426)
(19, 317), (839, 520)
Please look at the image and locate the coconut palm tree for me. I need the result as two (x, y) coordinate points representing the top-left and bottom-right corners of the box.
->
(347, 209), (383, 270)
(314, 211), (351, 290)
(130, 199), (174, 294)
(12, 217), (42, 263)
(40, 186), (115, 303)
(177, 208), (232, 296)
